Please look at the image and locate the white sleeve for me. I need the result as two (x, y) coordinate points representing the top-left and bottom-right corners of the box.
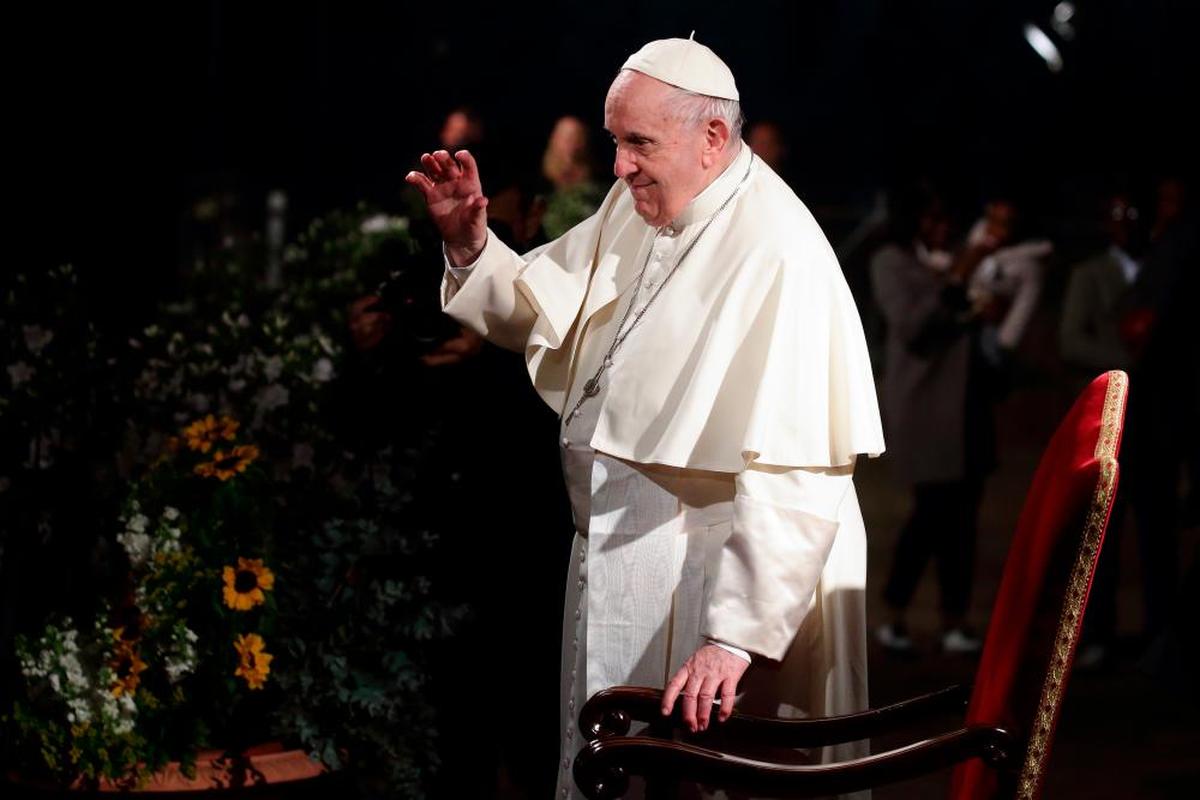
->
(445, 262), (477, 288)
(441, 236), (487, 294)
(996, 259), (1044, 350)
(438, 230), (540, 353)
(442, 233), (557, 295)
(708, 638), (753, 663)
(702, 459), (854, 661)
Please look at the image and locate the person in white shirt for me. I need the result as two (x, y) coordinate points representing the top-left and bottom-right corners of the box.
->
(964, 198), (1053, 365)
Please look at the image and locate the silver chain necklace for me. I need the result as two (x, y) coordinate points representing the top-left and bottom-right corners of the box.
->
(564, 156), (753, 429)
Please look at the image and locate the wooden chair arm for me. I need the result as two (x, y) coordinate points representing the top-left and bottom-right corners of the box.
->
(579, 684), (972, 747)
(573, 723), (1017, 800)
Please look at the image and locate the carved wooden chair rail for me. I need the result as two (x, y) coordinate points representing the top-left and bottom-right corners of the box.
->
(574, 685), (1019, 799)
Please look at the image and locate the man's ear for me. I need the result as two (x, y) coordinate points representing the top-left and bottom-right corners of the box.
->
(701, 118), (732, 168)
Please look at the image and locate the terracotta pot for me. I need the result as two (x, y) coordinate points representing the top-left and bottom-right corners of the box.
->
(91, 743), (327, 792)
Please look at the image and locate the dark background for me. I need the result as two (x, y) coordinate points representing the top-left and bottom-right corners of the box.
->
(13, 0), (1199, 303)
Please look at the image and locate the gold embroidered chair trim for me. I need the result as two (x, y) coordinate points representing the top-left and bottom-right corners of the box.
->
(1016, 370), (1127, 800)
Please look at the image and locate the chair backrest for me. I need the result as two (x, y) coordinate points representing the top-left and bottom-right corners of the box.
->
(951, 371), (1128, 800)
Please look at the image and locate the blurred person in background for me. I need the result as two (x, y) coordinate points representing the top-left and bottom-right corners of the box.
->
(1059, 190), (1146, 377)
(1060, 188), (1149, 668)
(1148, 176), (1199, 527)
(746, 119), (789, 175)
(540, 115), (606, 239)
(1067, 175), (1199, 670)
(440, 105), (485, 151)
(1120, 174), (1198, 662)
(962, 196), (1052, 370)
(1151, 176), (1188, 243)
(871, 181), (1005, 655)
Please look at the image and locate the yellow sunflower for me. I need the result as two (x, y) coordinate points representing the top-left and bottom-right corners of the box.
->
(194, 444), (260, 481)
(233, 633), (273, 690)
(222, 557), (275, 611)
(182, 415), (240, 454)
(109, 629), (148, 698)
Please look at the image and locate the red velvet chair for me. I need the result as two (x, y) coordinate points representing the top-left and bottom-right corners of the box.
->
(574, 370), (1129, 799)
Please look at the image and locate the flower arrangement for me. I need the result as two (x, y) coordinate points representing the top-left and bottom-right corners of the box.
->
(5, 204), (466, 796)
(12, 412), (279, 786)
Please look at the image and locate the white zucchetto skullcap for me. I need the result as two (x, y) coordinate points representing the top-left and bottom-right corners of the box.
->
(620, 34), (739, 101)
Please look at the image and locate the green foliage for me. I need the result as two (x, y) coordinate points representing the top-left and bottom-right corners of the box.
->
(5, 205), (462, 795)
(542, 181), (607, 240)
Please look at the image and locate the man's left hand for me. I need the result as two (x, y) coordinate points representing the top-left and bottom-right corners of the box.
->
(662, 644), (750, 733)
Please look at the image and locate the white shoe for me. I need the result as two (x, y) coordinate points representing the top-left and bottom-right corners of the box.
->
(941, 627), (982, 654)
(876, 623), (915, 653)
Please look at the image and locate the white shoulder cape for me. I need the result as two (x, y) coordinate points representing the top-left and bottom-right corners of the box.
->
(447, 151), (884, 472)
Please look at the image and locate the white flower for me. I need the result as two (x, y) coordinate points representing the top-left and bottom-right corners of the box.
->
(311, 357), (334, 383)
(360, 214), (409, 234)
(118, 531), (152, 567)
(221, 311), (253, 329)
(262, 355), (284, 382)
(63, 656), (86, 690)
(68, 700), (92, 725)
(23, 325), (54, 355)
(292, 442), (315, 471)
(7, 361), (35, 387)
(164, 625), (199, 683)
(127, 514), (150, 534)
(100, 689), (137, 735)
(256, 383), (289, 412)
(316, 331), (336, 356)
(158, 535), (181, 555)
(162, 506), (180, 522)
(360, 214), (388, 233)
(253, 383), (290, 427)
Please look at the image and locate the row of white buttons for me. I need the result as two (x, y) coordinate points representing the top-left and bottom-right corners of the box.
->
(562, 538), (589, 797)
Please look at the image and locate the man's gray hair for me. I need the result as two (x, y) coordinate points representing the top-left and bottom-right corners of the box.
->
(662, 84), (745, 141)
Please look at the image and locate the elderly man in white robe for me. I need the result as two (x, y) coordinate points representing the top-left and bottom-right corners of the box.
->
(406, 37), (884, 799)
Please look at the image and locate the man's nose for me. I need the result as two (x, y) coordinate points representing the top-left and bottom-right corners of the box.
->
(613, 148), (636, 180)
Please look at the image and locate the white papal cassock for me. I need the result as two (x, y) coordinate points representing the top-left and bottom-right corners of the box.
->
(441, 142), (884, 799)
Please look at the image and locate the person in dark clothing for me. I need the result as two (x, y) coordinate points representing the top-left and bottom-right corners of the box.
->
(1119, 178), (1198, 650)
(870, 182), (1007, 654)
